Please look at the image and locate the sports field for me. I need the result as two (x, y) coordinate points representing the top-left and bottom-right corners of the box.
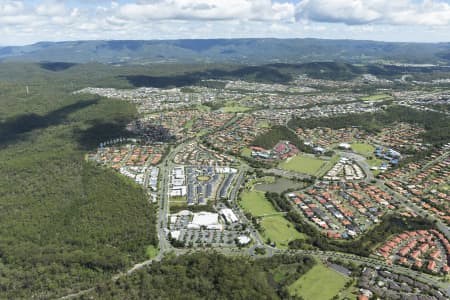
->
(260, 216), (306, 249)
(240, 190), (277, 216)
(288, 262), (349, 299)
(240, 189), (305, 249)
(279, 155), (326, 175)
(351, 143), (375, 157)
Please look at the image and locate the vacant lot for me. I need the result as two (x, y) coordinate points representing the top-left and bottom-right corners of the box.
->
(288, 262), (348, 299)
(351, 143), (375, 157)
(260, 216), (306, 249)
(279, 155), (326, 175)
(240, 190), (277, 216)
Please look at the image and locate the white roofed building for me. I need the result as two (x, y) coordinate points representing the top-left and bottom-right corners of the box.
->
(220, 208), (239, 224)
(192, 212), (220, 227)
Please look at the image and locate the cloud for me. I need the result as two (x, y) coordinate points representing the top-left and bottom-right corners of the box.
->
(1, 0), (450, 45)
(35, 1), (68, 17)
(117, 0), (295, 22)
(295, 0), (450, 26)
(0, 1), (25, 16)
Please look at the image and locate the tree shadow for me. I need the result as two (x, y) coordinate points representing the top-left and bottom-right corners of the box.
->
(39, 62), (77, 72)
(120, 65), (292, 88)
(74, 120), (135, 150)
(0, 99), (99, 147)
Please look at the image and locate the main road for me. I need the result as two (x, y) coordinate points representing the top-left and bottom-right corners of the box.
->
(156, 141), (191, 255)
(60, 119), (450, 299)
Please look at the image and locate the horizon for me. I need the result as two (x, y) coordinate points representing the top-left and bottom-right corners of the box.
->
(3, 36), (450, 49)
(1, 1), (450, 46)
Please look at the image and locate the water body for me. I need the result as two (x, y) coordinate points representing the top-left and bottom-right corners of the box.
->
(254, 178), (305, 193)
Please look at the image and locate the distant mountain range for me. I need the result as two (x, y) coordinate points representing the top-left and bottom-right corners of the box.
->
(1, 38), (450, 65)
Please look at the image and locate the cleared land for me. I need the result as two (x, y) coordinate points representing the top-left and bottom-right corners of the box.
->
(351, 143), (375, 157)
(260, 216), (306, 249)
(288, 262), (349, 300)
(240, 191), (277, 216)
(279, 155), (326, 175)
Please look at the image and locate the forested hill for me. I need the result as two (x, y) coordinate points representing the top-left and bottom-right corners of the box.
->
(1, 38), (450, 65)
(83, 253), (316, 300)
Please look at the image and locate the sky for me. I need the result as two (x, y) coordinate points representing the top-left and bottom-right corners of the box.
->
(1, 0), (450, 45)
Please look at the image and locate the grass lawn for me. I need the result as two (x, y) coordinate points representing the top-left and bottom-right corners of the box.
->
(183, 119), (195, 130)
(367, 157), (385, 176)
(241, 147), (252, 157)
(367, 157), (384, 167)
(240, 189), (305, 249)
(169, 200), (188, 213)
(279, 155), (326, 175)
(196, 129), (209, 137)
(223, 106), (251, 113)
(197, 175), (211, 181)
(257, 121), (271, 128)
(316, 154), (341, 177)
(195, 104), (211, 112)
(260, 216), (306, 249)
(351, 143), (375, 157)
(272, 264), (299, 283)
(240, 190), (278, 216)
(288, 262), (349, 300)
(252, 176), (276, 184)
(339, 280), (358, 300)
(438, 184), (449, 192)
(145, 245), (159, 259)
(361, 94), (393, 101)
